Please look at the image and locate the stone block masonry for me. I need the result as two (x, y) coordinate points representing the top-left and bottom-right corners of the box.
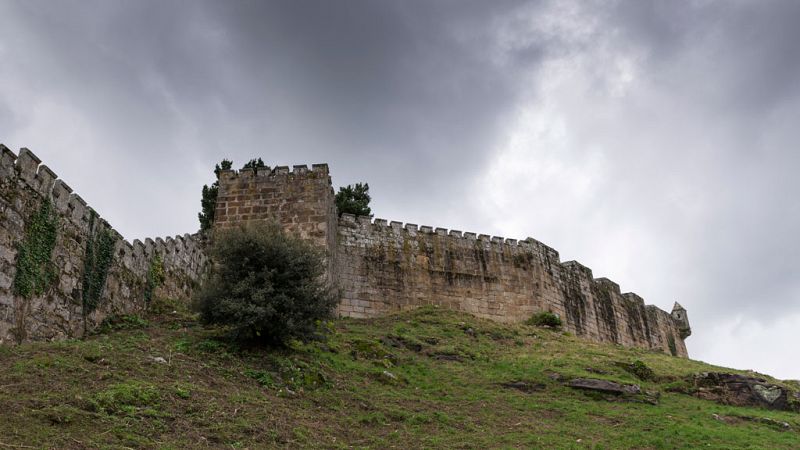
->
(335, 215), (688, 357)
(214, 165), (691, 358)
(214, 164), (337, 276)
(0, 145), (208, 343)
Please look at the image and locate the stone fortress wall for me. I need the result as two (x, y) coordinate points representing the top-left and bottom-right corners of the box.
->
(0, 142), (691, 358)
(0, 145), (208, 344)
(214, 165), (692, 357)
(336, 215), (689, 357)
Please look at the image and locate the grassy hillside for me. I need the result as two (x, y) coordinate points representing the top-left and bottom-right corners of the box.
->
(0, 302), (797, 449)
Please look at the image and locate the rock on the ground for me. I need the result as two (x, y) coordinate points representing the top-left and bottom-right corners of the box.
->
(499, 381), (546, 393)
(689, 372), (799, 412)
(567, 378), (659, 405)
(712, 413), (793, 431)
(568, 378), (641, 395)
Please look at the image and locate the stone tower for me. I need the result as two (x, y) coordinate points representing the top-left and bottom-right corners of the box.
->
(212, 164), (337, 275)
(671, 302), (691, 339)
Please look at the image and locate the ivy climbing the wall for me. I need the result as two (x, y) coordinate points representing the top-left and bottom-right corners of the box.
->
(13, 199), (59, 298)
(667, 334), (678, 357)
(145, 254), (165, 303)
(82, 212), (117, 313)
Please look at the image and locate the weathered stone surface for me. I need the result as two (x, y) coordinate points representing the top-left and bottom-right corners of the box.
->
(335, 216), (689, 356)
(568, 378), (660, 404)
(688, 372), (799, 412)
(0, 146), (208, 344)
(214, 164), (336, 277)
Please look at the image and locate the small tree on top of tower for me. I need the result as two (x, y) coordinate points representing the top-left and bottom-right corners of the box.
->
(198, 159), (233, 232)
(242, 158), (267, 174)
(335, 182), (372, 217)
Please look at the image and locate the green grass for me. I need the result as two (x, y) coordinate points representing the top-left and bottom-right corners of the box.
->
(0, 305), (797, 449)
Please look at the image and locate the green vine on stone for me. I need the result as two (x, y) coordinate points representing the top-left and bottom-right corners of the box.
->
(13, 199), (59, 298)
(667, 334), (678, 356)
(144, 254), (166, 303)
(82, 212), (117, 313)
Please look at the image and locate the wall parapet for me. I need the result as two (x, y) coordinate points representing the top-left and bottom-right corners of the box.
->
(216, 162), (330, 183)
(339, 214), (587, 277)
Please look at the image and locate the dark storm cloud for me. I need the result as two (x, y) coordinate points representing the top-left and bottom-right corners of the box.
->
(1, 0), (546, 234)
(1, 0), (799, 377)
(599, 0), (800, 323)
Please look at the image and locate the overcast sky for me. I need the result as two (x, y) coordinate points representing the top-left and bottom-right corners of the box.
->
(2, 0), (798, 379)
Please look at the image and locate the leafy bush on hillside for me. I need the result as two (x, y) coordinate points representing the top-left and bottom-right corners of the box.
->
(193, 222), (338, 345)
(527, 311), (562, 328)
(617, 359), (655, 381)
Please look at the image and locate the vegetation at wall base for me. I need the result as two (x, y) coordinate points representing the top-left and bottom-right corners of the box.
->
(198, 159), (232, 232)
(335, 182), (372, 217)
(527, 311), (563, 328)
(12, 199), (58, 298)
(193, 222), (338, 346)
(0, 305), (797, 449)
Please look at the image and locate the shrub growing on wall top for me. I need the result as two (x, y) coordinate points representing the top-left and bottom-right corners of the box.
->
(242, 158), (266, 173)
(192, 222), (338, 345)
(198, 159), (233, 232)
(335, 182), (372, 217)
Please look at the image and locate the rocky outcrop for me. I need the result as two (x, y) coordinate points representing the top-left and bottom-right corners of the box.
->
(567, 378), (660, 405)
(686, 372), (800, 412)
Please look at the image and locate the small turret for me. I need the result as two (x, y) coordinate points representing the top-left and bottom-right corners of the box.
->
(671, 302), (691, 339)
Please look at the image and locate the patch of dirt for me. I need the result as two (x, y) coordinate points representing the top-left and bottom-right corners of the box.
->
(712, 413), (794, 432)
(499, 381), (546, 393)
(588, 413), (623, 426)
(430, 353), (464, 362)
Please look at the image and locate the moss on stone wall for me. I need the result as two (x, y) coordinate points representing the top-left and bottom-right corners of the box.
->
(144, 254), (166, 303)
(621, 298), (651, 346)
(668, 334), (678, 357)
(560, 272), (587, 335)
(13, 199), (58, 298)
(82, 213), (117, 313)
(591, 282), (620, 344)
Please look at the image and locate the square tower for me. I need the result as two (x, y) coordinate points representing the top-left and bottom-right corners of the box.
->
(213, 164), (337, 273)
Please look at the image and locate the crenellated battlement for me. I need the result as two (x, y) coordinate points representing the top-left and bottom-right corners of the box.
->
(216, 162), (330, 183)
(339, 213), (562, 255)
